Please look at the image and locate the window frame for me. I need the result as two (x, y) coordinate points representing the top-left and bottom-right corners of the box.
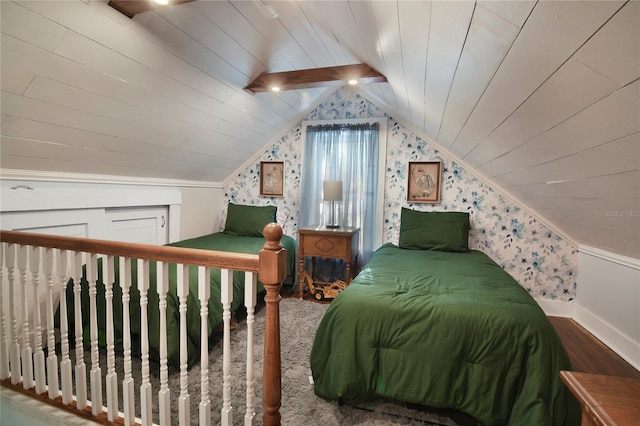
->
(300, 117), (387, 250)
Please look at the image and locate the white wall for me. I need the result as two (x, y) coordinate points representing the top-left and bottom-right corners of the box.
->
(0, 179), (181, 239)
(575, 245), (640, 370)
(178, 186), (225, 240)
(0, 178), (224, 242)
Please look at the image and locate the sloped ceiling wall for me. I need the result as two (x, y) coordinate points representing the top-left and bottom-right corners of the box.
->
(0, 0), (638, 258)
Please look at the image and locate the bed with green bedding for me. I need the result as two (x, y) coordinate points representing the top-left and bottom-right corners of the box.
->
(310, 209), (580, 425)
(60, 204), (296, 369)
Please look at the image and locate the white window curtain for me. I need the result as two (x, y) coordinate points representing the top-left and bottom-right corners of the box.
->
(299, 122), (380, 264)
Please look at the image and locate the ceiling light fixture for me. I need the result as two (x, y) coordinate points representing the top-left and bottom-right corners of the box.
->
(348, 79), (358, 85)
(108, 0), (195, 18)
(271, 86), (281, 92)
(244, 64), (387, 94)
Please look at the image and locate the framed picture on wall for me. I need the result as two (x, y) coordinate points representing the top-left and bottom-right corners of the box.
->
(407, 161), (441, 203)
(260, 161), (284, 197)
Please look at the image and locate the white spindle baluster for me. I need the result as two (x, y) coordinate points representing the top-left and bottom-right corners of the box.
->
(87, 254), (103, 415)
(244, 272), (258, 426)
(177, 263), (190, 426)
(44, 248), (59, 399)
(122, 257), (135, 426)
(104, 255), (119, 421)
(157, 262), (170, 426)
(31, 246), (46, 394)
(18, 245), (34, 390)
(73, 251), (87, 410)
(6, 243), (21, 385)
(139, 259), (152, 426)
(0, 243), (10, 380)
(221, 268), (234, 426)
(58, 250), (73, 404)
(198, 266), (211, 426)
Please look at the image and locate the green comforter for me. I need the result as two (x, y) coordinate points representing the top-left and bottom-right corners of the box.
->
(310, 244), (580, 425)
(62, 232), (296, 369)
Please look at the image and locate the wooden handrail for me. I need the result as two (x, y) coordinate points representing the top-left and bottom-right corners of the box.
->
(0, 230), (259, 272)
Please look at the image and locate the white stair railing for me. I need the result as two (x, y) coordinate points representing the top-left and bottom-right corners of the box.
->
(31, 246), (46, 395)
(44, 247), (60, 401)
(140, 259), (153, 426)
(58, 249), (73, 405)
(0, 243), (10, 381)
(244, 271), (258, 426)
(104, 254), (119, 422)
(122, 256), (136, 426)
(87, 252), (103, 416)
(72, 251), (88, 410)
(18, 244), (33, 391)
(199, 265), (211, 426)
(0, 228), (285, 425)
(158, 261), (170, 426)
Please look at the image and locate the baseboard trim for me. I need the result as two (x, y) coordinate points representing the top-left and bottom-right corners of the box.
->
(574, 302), (640, 371)
(536, 298), (575, 317)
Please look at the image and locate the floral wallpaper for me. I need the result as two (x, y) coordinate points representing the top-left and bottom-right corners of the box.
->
(224, 87), (578, 302)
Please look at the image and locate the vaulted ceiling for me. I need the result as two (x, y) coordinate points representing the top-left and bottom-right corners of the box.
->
(1, 1), (638, 259)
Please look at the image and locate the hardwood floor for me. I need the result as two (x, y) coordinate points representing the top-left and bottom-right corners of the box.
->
(548, 317), (638, 378)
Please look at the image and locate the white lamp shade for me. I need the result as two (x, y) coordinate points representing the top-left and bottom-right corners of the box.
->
(323, 181), (343, 201)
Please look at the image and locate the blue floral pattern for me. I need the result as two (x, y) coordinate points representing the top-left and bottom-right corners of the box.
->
(224, 88), (578, 301)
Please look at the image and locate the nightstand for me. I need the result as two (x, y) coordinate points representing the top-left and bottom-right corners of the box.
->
(560, 371), (640, 425)
(298, 225), (360, 299)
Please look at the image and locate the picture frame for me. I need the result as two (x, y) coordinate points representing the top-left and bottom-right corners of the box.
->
(260, 161), (284, 197)
(407, 161), (441, 203)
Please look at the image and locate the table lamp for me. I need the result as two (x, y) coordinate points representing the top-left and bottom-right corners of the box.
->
(323, 180), (342, 229)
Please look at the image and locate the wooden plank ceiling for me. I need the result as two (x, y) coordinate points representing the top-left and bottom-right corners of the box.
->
(0, 0), (638, 258)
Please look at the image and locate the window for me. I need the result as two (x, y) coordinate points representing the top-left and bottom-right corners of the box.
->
(299, 118), (386, 263)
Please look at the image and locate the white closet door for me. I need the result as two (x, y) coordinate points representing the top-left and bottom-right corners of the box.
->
(106, 207), (168, 246)
(0, 209), (98, 238)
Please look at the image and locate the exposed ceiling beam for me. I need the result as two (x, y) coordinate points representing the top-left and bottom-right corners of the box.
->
(108, 0), (196, 18)
(244, 64), (388, 94)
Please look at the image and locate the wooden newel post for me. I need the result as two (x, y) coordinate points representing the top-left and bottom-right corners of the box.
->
(259, 223), (287, 426)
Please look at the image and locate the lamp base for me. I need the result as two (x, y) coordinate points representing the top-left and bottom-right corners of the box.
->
(325, 199), (340, 229)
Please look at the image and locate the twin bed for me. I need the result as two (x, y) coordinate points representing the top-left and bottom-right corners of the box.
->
(310, 208), (580, 425)
(61, 203), (296, 369)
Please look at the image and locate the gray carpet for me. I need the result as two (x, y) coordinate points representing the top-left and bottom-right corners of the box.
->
(86, 297), (473, 425)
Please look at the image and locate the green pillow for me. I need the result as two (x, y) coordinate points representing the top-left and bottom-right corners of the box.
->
(399, 208), (470, 252)
(224, 203), (277, 237)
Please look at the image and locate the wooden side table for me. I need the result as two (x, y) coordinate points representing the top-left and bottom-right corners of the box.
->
(298, 225), (359, 299)
(560, 370), (640, 426)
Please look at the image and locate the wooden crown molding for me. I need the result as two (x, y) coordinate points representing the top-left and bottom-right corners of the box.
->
(108, 0), (195, 18)
(244, 64), (388, 94)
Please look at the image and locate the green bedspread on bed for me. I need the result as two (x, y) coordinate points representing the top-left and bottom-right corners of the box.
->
(310, 243), (580, 426)
(62, 232), (296, 369)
